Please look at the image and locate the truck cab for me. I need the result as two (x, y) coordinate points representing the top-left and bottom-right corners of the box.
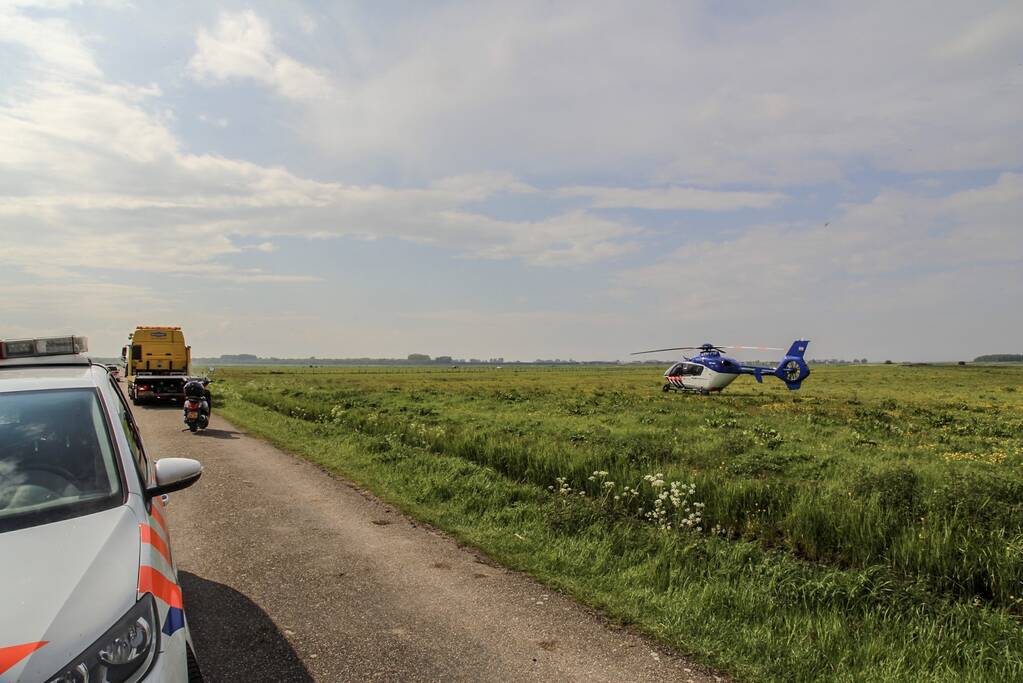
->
(122, 327), (195, 404)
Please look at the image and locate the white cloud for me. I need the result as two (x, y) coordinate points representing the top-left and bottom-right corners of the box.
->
(619, 176), (1023, 301)
(0, 6), (648, 281)
(0, 277), (173, 358)
(258, 1), (1021, 185)
(296, 12), (316, 36)
(942, 172), (1023, 212)
(198, 113), (229, 128)
(441, 209), (641, 265)
(559, 185), (785, 211)
(933, 6), (1023, 59)
(614, 175), (1023, 359)
(0, 5), (100, 78)
(188, 10), (332, 100)
(178, 4), (1022, 188)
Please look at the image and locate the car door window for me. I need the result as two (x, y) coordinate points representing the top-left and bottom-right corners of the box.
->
(109, 378), (149, 483)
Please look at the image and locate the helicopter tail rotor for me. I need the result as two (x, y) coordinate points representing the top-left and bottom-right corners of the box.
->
(773, 340), (811, 389)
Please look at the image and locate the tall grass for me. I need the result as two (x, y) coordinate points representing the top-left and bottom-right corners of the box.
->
(213, 364), (1023, 681)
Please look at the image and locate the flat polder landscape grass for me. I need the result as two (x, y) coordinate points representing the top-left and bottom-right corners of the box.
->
(212, 363), (1023, 682)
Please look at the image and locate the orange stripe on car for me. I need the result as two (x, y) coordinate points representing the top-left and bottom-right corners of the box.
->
(149, 499), (169, 536)
(0, 641), (48, 675)
(138, 566), (183, 609)
(140, 523), (172, 564)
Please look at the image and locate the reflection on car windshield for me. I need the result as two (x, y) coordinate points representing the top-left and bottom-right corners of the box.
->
(0, 389), (121, 532)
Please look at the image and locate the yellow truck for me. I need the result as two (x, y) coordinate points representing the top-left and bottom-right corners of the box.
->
(121, 326), (196, 404)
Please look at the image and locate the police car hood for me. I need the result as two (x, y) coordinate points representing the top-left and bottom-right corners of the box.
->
(0, 505), (139, 680)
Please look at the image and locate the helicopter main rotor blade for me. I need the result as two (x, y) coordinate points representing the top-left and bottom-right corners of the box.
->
(720, 345), (784, 351)
(630, 347), (701, 355)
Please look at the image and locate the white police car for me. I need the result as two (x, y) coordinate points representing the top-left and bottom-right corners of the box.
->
(0, 337), (203, 682)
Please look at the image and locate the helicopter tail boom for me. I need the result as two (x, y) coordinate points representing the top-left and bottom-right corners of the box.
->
(735, 340), (810, 388)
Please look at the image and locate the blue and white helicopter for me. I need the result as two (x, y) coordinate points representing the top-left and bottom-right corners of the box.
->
(632, 340), (811, 394)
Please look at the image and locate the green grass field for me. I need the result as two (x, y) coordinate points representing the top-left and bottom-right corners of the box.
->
(211, 364), (1023, 682)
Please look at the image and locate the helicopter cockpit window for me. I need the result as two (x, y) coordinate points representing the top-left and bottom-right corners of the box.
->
(684, 364), (704, 376)
(665, 363), (685, 377)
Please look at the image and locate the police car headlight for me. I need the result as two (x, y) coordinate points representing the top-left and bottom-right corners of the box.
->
(47, 595), (159, 683)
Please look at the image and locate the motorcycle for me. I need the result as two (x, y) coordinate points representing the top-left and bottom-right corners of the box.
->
(182, 379), (212, 433)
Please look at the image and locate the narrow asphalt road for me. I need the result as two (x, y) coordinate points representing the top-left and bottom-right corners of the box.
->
(134, 405), (722, 682)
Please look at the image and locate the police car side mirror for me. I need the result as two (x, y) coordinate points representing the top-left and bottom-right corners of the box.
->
(147, 458), (203, 498)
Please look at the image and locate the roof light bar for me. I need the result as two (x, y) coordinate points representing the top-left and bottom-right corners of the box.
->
(0, 335), (89, 359)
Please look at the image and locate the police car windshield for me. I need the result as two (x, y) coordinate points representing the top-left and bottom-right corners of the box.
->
(0, 389), (121, 533)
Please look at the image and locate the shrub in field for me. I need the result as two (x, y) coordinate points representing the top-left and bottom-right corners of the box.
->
(931, 468), (1023, 528)
(750, 424), (784, 449)
(851, 464), (922, 519)
(726, 451), (811, 478)
(720, 431), (753, 456)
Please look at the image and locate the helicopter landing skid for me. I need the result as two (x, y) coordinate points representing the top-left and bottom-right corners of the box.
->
(663, 383), (710, 395)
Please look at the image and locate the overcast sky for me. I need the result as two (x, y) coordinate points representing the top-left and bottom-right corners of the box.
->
(1, 1), (1020, 361)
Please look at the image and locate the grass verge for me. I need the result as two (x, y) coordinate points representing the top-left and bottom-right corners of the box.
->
(218, 389), (1023, 683)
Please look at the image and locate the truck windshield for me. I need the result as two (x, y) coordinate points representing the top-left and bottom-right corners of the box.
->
(0, 389), (121, 533)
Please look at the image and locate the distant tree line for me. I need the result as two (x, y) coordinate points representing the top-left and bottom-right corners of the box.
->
(194, 353), (639, 366)
(973, 354), (1023, 362)
(197, 353), (898, 367)
(808, 358), (870, 365)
